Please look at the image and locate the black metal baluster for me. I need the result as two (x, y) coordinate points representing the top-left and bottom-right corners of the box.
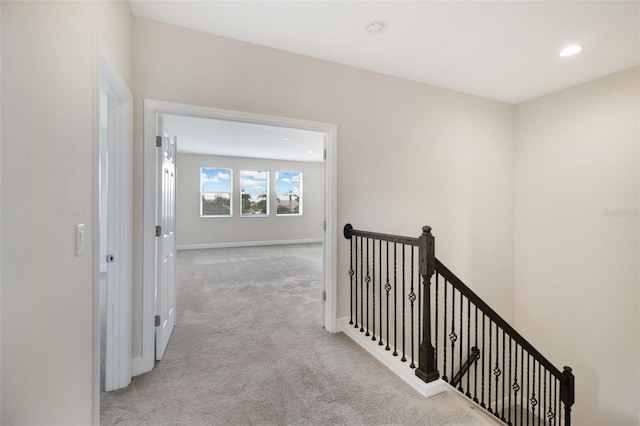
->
(523, 352), (531, 426)
(554, 378), (558, 426)
(379, 240), (383, 346)
(419, 266), (423, 358)
(538, 362), (541, 426)
(543, 369), (548, 426)
(480, 314), (485, 408)
(488, 320), (493, 413)
(354, 236), (358, 329)
(529, 354), (535, 426)
(466, 297), (471, 398)
(501, 330), (506, 422)
(508, 337), (513, 426)
(473, 305), (479, 403)
(360, 237), (364, 332)
(458, 290), (463, 392)
(520, 347), (524, 426)
(371, 239), (376, 341)
(401, 244), (406, 362)
(349, 236), (354, 325)
(433, 273), (437, 372)
(393, 243), (398, 356)
(450, 286), (456, 383)
(385, 242), (390, 351)
(365, 238), (370, 337)
(494, 324), (500, 417)
(513, 343), (519, 426)
(409, 246), (416, 368)
(442, 278), (448, 382)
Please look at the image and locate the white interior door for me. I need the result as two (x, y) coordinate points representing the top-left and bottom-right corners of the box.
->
(155, 116), (177, 360)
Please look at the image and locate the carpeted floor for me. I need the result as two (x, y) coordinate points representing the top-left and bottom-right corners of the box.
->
(101, 243), (491, 425)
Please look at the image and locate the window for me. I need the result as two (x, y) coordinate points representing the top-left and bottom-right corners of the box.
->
(240, 170), (269, 216)
(276, 171), (302, 216)
(200, 167), (232, 217)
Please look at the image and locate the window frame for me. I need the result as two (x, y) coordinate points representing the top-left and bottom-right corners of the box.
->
(200, 167), (233, 218)
(275, 171), (303, 216)
(240, 169), (270, 217)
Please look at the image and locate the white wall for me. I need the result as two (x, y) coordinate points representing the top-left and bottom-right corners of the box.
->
(176, 154), (324, 247)
(131, 17), (515, 359)
(514, 67), (640, 425)
(1, 2), (131, 424)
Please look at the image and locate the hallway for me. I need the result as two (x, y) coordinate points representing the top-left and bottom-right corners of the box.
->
(101, 244), (488, 425)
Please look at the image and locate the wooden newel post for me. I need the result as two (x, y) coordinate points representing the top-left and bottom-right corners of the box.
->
(561, 366), (575, 425)
(415, 226), (440, 383)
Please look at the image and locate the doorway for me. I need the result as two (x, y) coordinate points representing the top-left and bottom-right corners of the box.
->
(139, 101), (338, 375)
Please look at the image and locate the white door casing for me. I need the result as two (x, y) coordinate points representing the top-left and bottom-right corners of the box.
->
(95, 41), (133, 405)
(155, 117), (177, 360)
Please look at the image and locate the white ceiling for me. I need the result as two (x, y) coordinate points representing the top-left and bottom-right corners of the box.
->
(163, 114), (326, 162)
(130, 1), (640, 104)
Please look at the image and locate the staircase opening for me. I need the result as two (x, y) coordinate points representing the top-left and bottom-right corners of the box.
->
(342, 223), (575, 426)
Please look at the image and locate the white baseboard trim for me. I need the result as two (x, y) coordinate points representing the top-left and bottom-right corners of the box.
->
(177, 238), (323, 251)
(338, 317), (448, 399)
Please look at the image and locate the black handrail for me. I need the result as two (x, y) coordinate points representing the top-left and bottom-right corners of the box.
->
(344, 223), (419, 246)
(434, 259), (563, 380)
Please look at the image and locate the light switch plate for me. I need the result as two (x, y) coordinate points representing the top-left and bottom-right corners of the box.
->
(75, 224), (85, 257)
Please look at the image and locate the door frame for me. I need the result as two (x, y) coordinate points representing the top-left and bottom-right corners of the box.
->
(94, 43), (133, 404)
(140, 100), (338, 374)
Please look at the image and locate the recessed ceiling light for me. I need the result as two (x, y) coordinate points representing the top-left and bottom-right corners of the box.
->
(282, 137), (290, 141)
(307, 151), (314, 154)
(219, 143), (227, 146)
(559, 45), (582, 57)
(367, 21), (384, 35)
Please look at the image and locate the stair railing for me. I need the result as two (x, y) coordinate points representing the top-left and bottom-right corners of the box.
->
(344, 224), (575, 426)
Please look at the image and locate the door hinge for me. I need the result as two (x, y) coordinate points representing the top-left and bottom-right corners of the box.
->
(156, 136), (162, 147)
(322, 290), (327, 301)
(323, 149), (327, 160)
(323, 220), (327, 231)
(155, 315), (161, 327)
(106, 254), (115, 263)
(155, 225), (162, 237)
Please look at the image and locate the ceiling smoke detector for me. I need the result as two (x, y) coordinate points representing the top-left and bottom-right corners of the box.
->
(367, 21), (385, 35)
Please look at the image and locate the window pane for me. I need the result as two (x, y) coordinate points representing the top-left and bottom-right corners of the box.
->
(276, 171), (302, 216)
(240, 170), (269, 216)
(200, 167), (232, 217)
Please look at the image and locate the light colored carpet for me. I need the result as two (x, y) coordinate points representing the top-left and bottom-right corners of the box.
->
(100, 243), (490, 425)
